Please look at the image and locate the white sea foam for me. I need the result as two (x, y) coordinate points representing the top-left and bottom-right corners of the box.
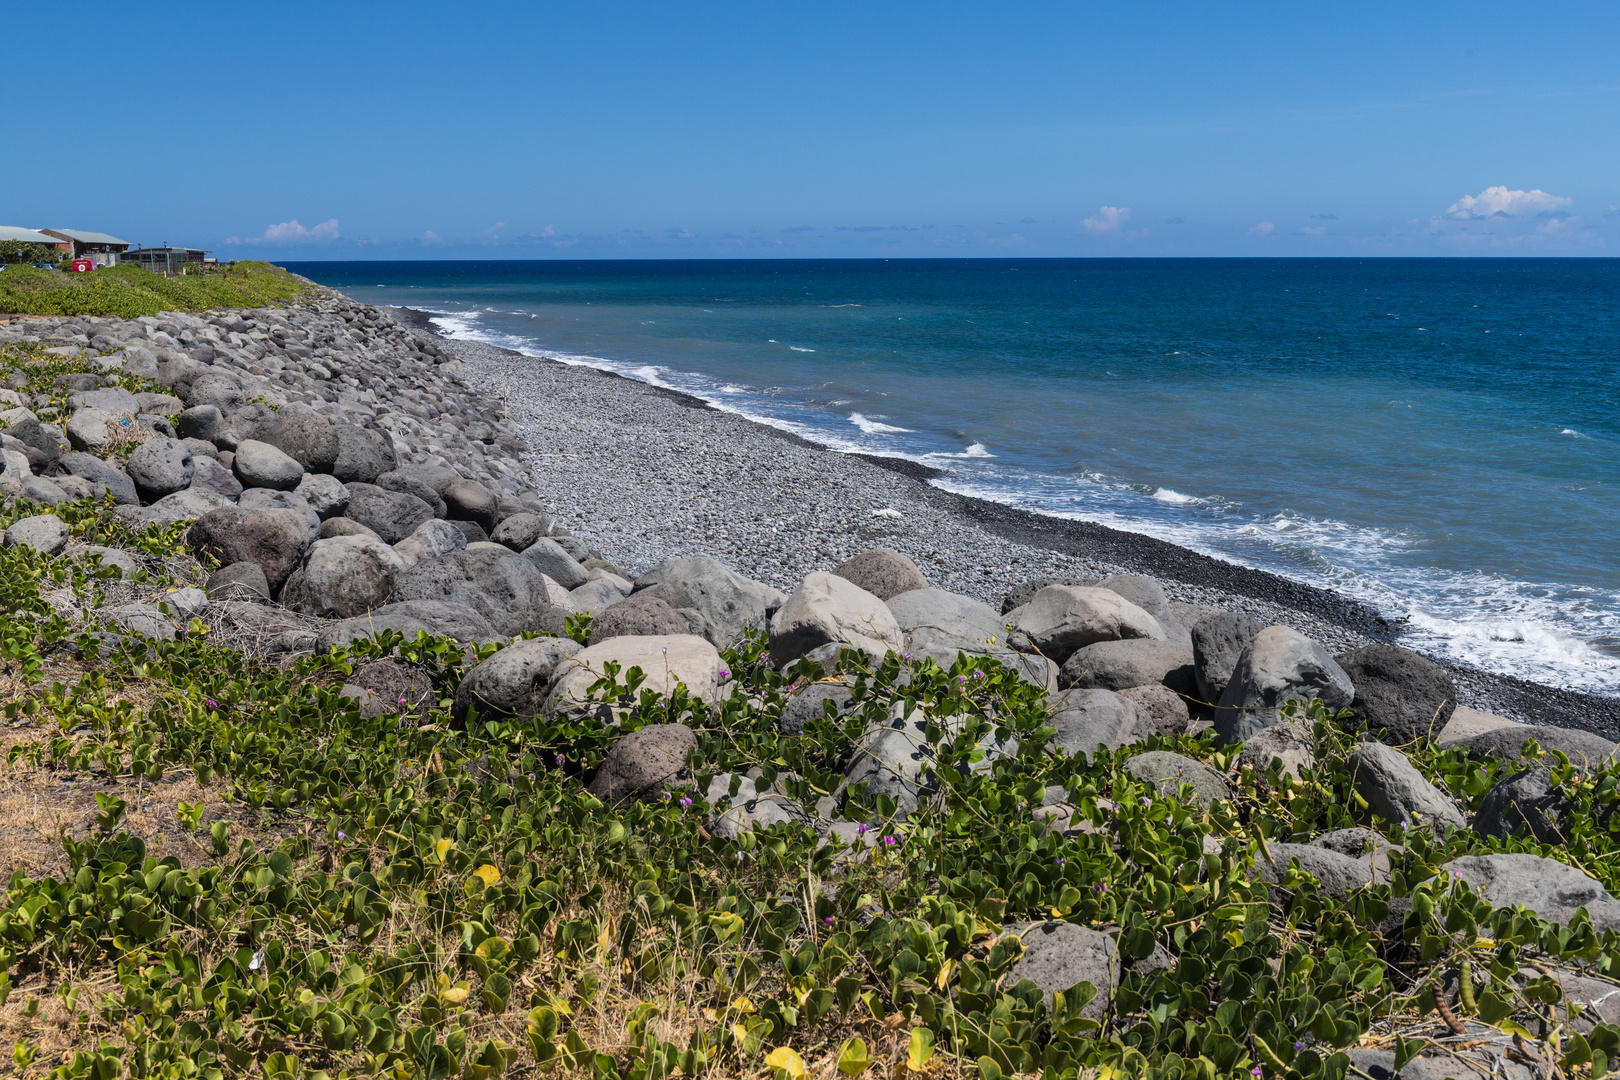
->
(925, 443), (997, 460)
(789, 346), (816, 353)
(1152, 487), (1200, 505)
(849, 413), (913, 435)
(1562, 428), (1588, 438)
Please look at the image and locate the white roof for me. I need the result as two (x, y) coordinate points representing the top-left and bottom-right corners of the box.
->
(42, 228), (130, 246)
(0, 226), (58, 244)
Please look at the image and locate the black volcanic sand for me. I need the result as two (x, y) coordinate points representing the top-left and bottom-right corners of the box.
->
(398, 309), (1620, 739)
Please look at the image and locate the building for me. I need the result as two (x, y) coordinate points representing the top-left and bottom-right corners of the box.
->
(120, 246), (209, 275)
(39, 229), (130, 266)
(0, 226), (65, 259)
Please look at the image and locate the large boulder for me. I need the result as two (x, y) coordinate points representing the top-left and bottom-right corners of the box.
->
(443, 479), (499, 532)
(523, 537), (590, 589)
(1118, 684), (1191, 737)
(1096, 574), (1174, 626)
(1005, 585), (1165, 665)
(1125, 751), (1230, 810)
(293, 473), (350, 519)
(187, 506), (313, 591)
(1254, 843), (1384, 900)
(214, 404), (277, 451)
(491, 512), (552, 552)
(832, 547), (928, 601)
(137, 487), (235, 527)
(393, 518), (468, 570)
(1442, 853), (1620, 930)
(47, 453), (138, 505)
(233, 439), (304, 491)
(1047, 688), (1139, 758)
(1000, 577), (1096, 615)
(1475, 767), (1567, 843)
(1334, 644), (1458, 744)
(69, 387), (140, 413)
(185, 371), (245, 413)
(4, 514), (69, 555)
(842, 707), (953, 818)
(125, 437), (194, 502)
(1435, 706), (1521, 747)
(315, 600), (499, 650)
(391, 546), (554, 637)
(586, 724), (696, 804)
(587, 591), (690, 645)
(769, 571), (904, 667)
(1007, 922), (1119, 1019)
(544, 635), (724, 720)
(1234, 720), (1316, 780)
(1310, 828), (1404, 879)
(780, 681), (860, 736)
(3, 415), (61, 463)
(375, 471), (447, 517)
(1455, 724), (1619, 770)
(1059, 639), (1196, 695)
(188, 455), (242, 500)
(208, 561), (270, 603)
(1190, 610), (1265, 707)
(1212, 626), (1354, 745)
(65, 407), (118, 452)
(258, 412), (339, 474)
(887, 587), (1055, 690)
(344, 482), (436, 544)
(283, 534), (406, 618)
(330, 424), (397, 484)
(634, 556), (786, 646)
(238, 488), (320, 541)
(176, 405), (221, 442)
(1349, 742), (1465, 830)
(453, 637), (584, 723)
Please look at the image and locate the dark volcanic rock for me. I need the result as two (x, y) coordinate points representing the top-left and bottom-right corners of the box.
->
(344, 482), (437, 544)
(187, 506), (313, 592)
(1335, 643), (1458, 744)
(259, 412), (339, 474)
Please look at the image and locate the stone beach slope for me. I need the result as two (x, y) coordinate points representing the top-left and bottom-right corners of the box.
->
(9, 290), (1620, 1075)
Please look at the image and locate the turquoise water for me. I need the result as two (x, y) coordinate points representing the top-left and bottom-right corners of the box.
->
(288, 258), (1620, 693)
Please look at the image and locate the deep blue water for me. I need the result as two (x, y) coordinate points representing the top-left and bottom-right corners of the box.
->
(286, 258), (1620, 694)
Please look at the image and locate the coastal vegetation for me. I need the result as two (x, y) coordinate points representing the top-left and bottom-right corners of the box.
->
(0, 263), (312, 320)
(1, 323), (1619, 1080)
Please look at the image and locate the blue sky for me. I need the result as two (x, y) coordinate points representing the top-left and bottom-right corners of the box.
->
(9, 2), (1619, 258)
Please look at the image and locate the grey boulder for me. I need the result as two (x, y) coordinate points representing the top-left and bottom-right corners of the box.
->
(330, 424), (397, 484)
(453, 637), (584, 723)
(138, 487), (235, 527)
(315, 600), (500, 650)
(187, 506), (313, 591)
(284, 534), (406, 618)
(1235, 721), (1317, 780)
(176, 405), (221, 442)
(1117, 684), (1191, 737)
(490, 512), (552, 552)
(1254, 843), (1384, 900)
(1190, 610), (1265, 707)
(391, 546), (554, 636)
(769, 571), (903, 667)
(188, 455), (242, 500)
(1008, 921), (1119, 1018)
(233, 439), (304, 491)
(208, 560), (270, 603)
(634, 555), (786, 647)
(374, 469), (448, 516)
(587, 591), (690, 645)
(1442, 853), (1620, 930)
(586, 724), (696, 804)
(125, 437), (194, 501)
(185, 371), (245, 413)
(831, 547), (928, 601)
(443, 479), (499, 532)
(887, 587), (1055, 690)
(780, 682), (860, 736)
(47, 453), (138, 505)
(1334, 643), (1458, 744)
(1456, 724), (1619, 770)
(343, 482), (436, 544)
(294, 473), (350, 519)
(522, 537), (590, 589)
(1474, 766), (1567, 843)
(1059, 639), (1196, 696)
(1213, 626), (1354, 745)
(4, 514), (69, 555)
(1124, 751), (1230, 809)
(213, 403), (276, 451)
(1005, 585), (1165, 665)
(1047, 687), (1139, 758)
(258, 412), (339, 474)
(1349, 742), (1465, 830)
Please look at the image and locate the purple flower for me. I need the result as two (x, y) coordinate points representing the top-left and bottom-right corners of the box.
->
(957, 675), (968, 683)
(855, 823), (869, 835)
(555, 753), (565, 766)
(823, 916), (835, 927)
(720, 669), (730, 679)
(1293, 1040), (1307, 1052)
(1057, 859), (1066, 868)
(679, 797), (693, 809)
(1252, 1069), (1263, 1078)
(528, 773), (536, 781)
(205, 699), (217, 708)
(337, 830), (346, 840)
(1093, 882), (1108, 894)
(882, 835), (899, 847)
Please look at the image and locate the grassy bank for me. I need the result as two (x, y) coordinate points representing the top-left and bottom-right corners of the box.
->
(0, 262), (313, 319)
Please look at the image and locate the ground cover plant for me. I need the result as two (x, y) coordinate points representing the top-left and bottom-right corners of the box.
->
(0, 262), (313, 319)
(5, 346), (1620, 1080)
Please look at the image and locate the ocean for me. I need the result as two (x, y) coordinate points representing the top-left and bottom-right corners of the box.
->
(285, 258), (1620, 695)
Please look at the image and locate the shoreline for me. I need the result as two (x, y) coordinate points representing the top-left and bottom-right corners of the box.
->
(395, 306), (1620, 736)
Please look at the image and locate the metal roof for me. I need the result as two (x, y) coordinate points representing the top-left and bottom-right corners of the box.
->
(41, 229), (130, 246)
(0, 226), (58, 244)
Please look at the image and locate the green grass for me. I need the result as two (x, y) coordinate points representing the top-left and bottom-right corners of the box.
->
(0, 262), (314, 319)
(3, 345), (1620, 1080)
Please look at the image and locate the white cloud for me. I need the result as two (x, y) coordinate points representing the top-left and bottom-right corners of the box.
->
(1249, 221), (1275, 236)
(1299, 225), (1327, 237)
(423, 230), (442, 243)
(1445, 186), (1571, 220)
(226, 219), (340, 245)
(1082, 206), (1131, 234)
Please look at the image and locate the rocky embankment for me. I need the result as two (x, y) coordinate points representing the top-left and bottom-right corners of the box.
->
(4, 293), (1620, 1077)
